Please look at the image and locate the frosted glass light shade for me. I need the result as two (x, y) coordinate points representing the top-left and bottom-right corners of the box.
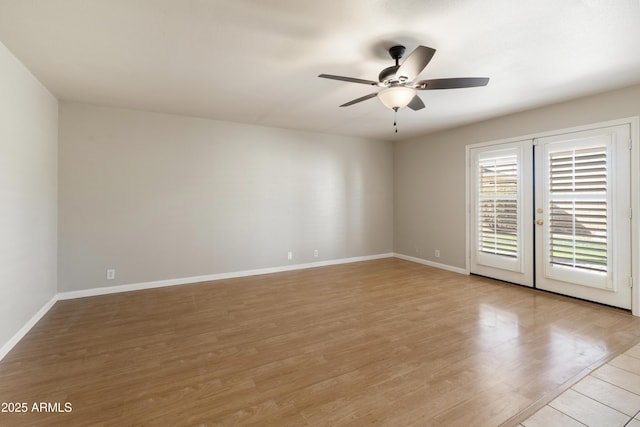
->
(378, 86), (416, 110)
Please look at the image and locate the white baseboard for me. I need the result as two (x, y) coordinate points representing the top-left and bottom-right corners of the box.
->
(0, 295), (58, 362)
(393, 253), (468, 275)
(57, 253), (395, 300)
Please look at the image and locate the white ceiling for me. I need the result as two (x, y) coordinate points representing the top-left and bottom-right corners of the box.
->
(1, 0), (640, 141)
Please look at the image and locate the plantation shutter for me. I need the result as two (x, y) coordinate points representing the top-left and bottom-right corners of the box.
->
(478, 155), (519, 258)
(540, 134), (615, 291)
(548, 146), (608, 272)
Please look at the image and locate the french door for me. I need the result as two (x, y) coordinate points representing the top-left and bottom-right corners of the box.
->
(469, 124), (632, 309)
(469, 141), (533, 287)
(534, 126), (631, 308)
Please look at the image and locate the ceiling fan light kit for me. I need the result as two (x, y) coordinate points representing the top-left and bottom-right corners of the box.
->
(318, 44), (490, 133)
(378, 86), (416, 110)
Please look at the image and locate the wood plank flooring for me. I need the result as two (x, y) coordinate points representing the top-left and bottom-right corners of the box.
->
(1, 258), (640, 426)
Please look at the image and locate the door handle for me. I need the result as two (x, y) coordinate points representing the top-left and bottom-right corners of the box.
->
(536, 219), (544, 225)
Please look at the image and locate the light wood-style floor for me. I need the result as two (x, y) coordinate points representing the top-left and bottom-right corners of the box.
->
(1, 258), (640, 426)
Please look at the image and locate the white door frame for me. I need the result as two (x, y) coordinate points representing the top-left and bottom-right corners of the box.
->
(465, 116), (640, 316)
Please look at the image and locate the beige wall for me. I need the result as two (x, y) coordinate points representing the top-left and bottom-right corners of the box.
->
(0, 43), (58, 354)
(394, 84), (640, 269)
(58, 103), (393, 292)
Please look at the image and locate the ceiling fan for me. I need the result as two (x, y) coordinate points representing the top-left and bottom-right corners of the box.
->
(318, 44), (489, 131)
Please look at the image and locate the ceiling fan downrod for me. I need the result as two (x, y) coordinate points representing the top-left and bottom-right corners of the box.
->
(389, 45), (405, 66)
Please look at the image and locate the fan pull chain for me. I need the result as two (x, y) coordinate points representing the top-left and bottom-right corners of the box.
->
(393, 107), (398, 133)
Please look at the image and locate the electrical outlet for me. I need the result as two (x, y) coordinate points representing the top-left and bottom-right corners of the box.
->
(313, 249), (319, 257)
(287, 251), (293, 260)
(106, 269), (115, 280)
(435, 249), (440, 258)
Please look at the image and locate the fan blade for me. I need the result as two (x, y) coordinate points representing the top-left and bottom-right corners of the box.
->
(318, 74), (378, 86)
(339, 92), (378, 107)
(407, 95), (425, 111)
(394, 46), (436, 82)
(416, 77), (490, 90)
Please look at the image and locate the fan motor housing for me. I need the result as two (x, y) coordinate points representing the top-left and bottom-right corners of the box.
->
(378, 65), (399, 83)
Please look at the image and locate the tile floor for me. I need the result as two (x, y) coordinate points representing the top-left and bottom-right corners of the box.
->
(521, 343), (640, 427)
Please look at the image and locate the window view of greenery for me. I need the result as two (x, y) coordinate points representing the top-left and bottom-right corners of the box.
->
(549, 146), (607, 272)
(478, 156), (518, 258)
